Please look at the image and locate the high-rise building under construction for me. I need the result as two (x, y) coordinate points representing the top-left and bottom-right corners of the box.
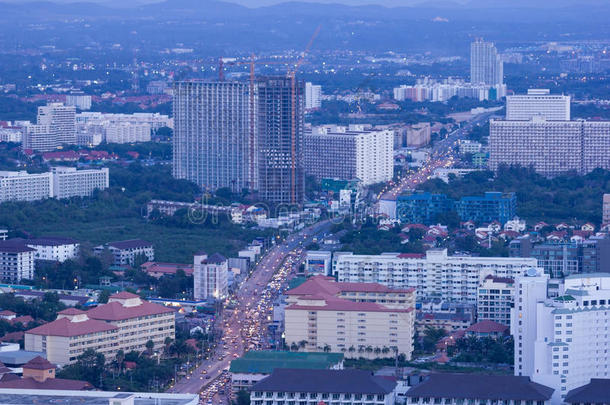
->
(256, 77), (305, 205)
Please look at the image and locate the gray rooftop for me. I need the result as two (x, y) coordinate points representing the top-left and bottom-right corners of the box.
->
(0, 390), (198, 405)
(405, 374), (553, 401)
(251, 368), (396, 394)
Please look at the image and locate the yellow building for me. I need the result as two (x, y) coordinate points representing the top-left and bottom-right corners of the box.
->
(284, 276), (415, 359)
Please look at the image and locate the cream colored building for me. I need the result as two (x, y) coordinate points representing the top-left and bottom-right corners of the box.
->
(25, 292), (175, 365)
(25, 308), (119, 365)
(87, 291), (175, 353)
(284, 276), (415, 359)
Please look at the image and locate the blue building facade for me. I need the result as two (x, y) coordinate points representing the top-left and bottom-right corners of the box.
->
(396, 191), (516, 225)
(456, 192), (516, 225)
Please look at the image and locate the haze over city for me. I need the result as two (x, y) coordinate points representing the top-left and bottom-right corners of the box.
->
(0, 0), (608, 405)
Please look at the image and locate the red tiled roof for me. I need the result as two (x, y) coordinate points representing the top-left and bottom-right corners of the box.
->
(286, 275), (414, 296)
(26, 317), (117, 337)
(58, 308), (85, 316)
(11, 315), (34, 325)
(0, 331), (24, 342)
(87, 300), (173, 321)
(23, 356), (55, 370)
(286, 296), (413, 313)
(110, 291), (140, 299)
(466, 320), (508, 334)
(0, 311), (15, 317)
(108, 239), (152, 250)
(0, 376), (93, 390)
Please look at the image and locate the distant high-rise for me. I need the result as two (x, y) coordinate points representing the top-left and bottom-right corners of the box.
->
(305, 82), (322, 109)
(23, 103), (76, 151)
(506, 89), (570, 121)
(257, 77), (305, 205)
(172, 81), (253, 192)
(470, 38), (503, 86)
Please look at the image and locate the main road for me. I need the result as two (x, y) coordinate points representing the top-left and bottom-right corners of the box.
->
(168, 220), (331, 402)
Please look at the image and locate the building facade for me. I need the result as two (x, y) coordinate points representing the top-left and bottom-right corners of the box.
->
(25, 293), (175, 365)
(304, 126), (393, 186)
(250, 369), (397, 405)
(506, 89), (570, 121)
(94, 239), (154, 266)
(51, 166), (109, 199)
(284, 276), (415, 359)
(0, 241), (35, 282)
(470, 38), (503, 86)
(0, 171), (53, 202)
(489, 118), (610, 176)
(512, 272), (610, 404)
(476, 275), (514, 326)
(193, 252), (229, 300)
(36, 103), (77, 147)
(173, 81), (252, 192)
(257, 77), (305, 205)
(24, 237), (80, 263)
(334, 249), (539, 304)
(305, 82), (322, 109)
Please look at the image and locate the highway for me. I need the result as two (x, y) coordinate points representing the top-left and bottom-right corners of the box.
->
(167, 220), (331, 404)
(378, 111), (498, 201)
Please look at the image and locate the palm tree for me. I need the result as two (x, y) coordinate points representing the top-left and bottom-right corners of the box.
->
(365, 345), (373, 354)
(374, 347), (381, 355)
(290, 342), (299, 351)
(381, 346), (390, 354)
(115, 349), (125, 374)
(348, 346), (356, 353)
(164, 337), (173, 358)
(323, 344), (331, 353)
(145, 339), (155, 356)
(298, 340), (308, 349)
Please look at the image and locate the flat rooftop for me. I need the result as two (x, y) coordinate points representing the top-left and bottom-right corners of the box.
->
(0, 389), (199, 405)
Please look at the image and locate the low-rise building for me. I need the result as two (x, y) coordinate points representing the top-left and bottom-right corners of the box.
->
(22, 237), (79, 263)
(94, 239), (154, 266)
(250, 368), (397, 405)
(477, 275), (514, 326)
(284, 276), (415, 359)
(24, 308), (119, 365)
(141, 261), (193, 278)
(565, 379), (610, 404)
(86, 292), (175, 354)
(51, 166), (109, 199)
(405, 374), (553, 405)
(229, 351), (344, 396)
(0, 356), (93, 390)
(25, 292), (175, 366)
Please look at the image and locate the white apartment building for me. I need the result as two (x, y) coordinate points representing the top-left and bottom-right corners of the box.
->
(506, 89), (570, 121)
(304, 125), (393, 186)
(0, 171), (52, 202)
(193, 252), (229, 300)
(0, 241), (35, 282)
(0, 127), (22, 143)
(76, 112), (172, 130)
(489, 118), (610, 176)
(305, 82), (322, 109)
(22, 124), (57, 152)
(36, 103), (77, 146)
(0, 168), (108, 203)
(24, 237), (80, 262)
(94, 239), (154, 266)
(65, 93), (92, 110)
(284, 276), (415, 359)
(406, 123), (431, 148)
(603, 194), (610, 225)
(334, 249), (539, 304)
(104, 122), (152, 144)
(25, 292), (175, 365)
(458, 140), (482, 154)
(477, 275), (514, 326)
(512, 271), (610, 404)
(305, 250), (332, 275)
(51, 166), (109, 199)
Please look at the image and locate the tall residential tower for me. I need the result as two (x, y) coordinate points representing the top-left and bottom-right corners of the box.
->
(470, 38), (503, 86)
(173, 81), (253, 192)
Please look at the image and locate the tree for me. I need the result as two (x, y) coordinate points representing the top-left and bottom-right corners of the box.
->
(145, 339), (155, 355)
(234, 390), (251, 405)
(422, 327), (446, 352)
(57, 349), (105, 387)
(115, 349), (125, 373)
(98, 290), (111, 304)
